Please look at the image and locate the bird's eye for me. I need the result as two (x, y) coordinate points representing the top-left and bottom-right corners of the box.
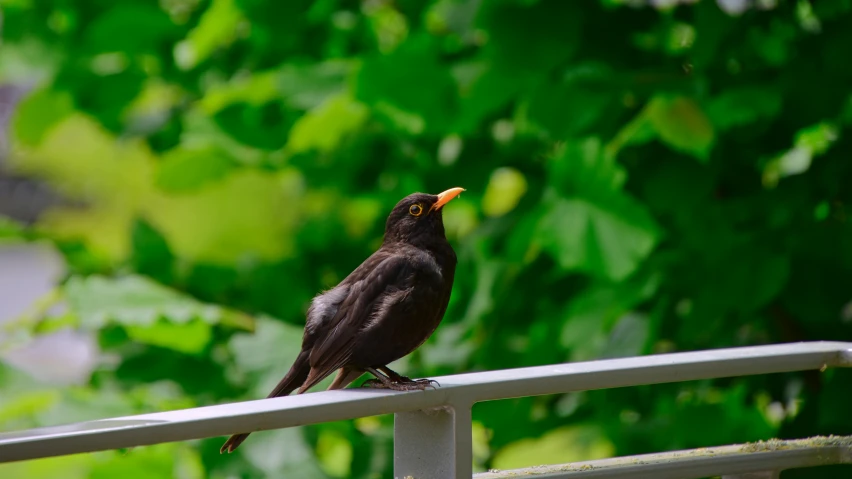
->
(409, 204), (423, 217)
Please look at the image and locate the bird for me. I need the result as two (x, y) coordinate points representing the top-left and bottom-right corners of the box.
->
(220, 187), (465, 453)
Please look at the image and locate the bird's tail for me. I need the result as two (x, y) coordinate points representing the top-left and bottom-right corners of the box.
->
(220, 350), (310, 454)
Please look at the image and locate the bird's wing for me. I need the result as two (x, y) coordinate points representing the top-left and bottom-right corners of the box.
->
(298, 253), (411, 392)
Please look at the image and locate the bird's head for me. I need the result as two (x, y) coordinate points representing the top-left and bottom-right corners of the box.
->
(383, 187), (465, 246)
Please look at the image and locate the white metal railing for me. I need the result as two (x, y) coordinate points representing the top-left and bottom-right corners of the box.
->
(477, 436), (852, 479)
(0, 341), (851, 478)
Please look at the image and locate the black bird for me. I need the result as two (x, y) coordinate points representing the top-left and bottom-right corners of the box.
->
(221, 187), (465, 453)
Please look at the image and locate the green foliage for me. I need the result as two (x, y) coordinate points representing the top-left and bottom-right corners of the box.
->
(645, 95), (715, 161)
(64, 275), (251, 329)
(0, 217), (26, 240)
(2, 0), (852, 478)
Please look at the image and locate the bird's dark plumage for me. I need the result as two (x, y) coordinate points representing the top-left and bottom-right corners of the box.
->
(221, 188), (464, 453)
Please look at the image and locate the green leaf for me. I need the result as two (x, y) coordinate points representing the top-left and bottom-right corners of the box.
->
(706, 88), (782, 130)
(646, 95), (715, 161)
(355, 35), (456, 134)
(560, 311), (608, 362)
(240, 427), (327, 477)
(527, 82), (614, 139)
(794, 121), (838, 156)
(340, 197), (384, 238)
(130, 219), (175, 284)
(452, 62), (529, 133)
(125, 319), (212, 354)
(0, 390), (61, 424)
(199, 71), (280, 114)
(762, 122), (839, 186)
(173, 0), (243, 70)
(287, 94), (368, 154)
(509, 137), (642, 272)
(11, 89), (74, 146)
(315, 429), (353, 477)
(212, 101), (292, 150)
(228, 317), (306, 396)
(84, 5), (177, 54)
(537, 195), (660, 281)
(606, 108), (658, 158)
(564, 274), (659, 334)
(372, 101), (426, 135)
(748, 20), (796, 67)
(175, 109), (267, 166)
(482, 167), (528, 217)
(64, 275), (253, 331)
(561, 273), (659, 360)
(549, 137), (627, 197)
(146, 168), (305, 265)
(229, 317), (302, 375)
(492, 425), (614, 470)
(441, 198), (479, 239)
(154, 147), (237, 193)
(278, 61), (352, 110)
(601, 312), (650, 359)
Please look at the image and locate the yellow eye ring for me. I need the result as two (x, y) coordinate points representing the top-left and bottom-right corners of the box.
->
(409, 204), (423, 216)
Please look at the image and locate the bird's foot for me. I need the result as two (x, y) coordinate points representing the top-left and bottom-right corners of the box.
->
(361, 377), (439, 391)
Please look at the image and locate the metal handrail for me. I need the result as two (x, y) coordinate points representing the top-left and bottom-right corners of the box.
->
(476, 436), (852, 479)
(1, 341), (851, 478)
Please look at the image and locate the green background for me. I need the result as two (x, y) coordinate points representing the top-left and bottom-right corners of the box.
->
(1, 0), (851, 477)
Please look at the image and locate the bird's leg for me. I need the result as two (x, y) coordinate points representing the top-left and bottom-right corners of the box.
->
(378, 366), (410, 382)
(360, 366), (438, 391)
(360, 367), (394, 389)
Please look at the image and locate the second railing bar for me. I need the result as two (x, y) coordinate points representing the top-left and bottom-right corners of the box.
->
(475, 436), (852, 479)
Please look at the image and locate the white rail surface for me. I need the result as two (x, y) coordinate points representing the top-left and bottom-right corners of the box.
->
(1, 341), (851, 478)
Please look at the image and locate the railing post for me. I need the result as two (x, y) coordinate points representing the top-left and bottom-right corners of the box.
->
(722, 472), (781, 479)
(394, 404), (472, 479)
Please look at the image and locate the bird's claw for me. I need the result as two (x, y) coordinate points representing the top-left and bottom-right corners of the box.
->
(406, 378), (440, 390)
(360, 377), (439, 391)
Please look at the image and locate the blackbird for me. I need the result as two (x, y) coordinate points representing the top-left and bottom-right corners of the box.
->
(221, 187), (465, 453)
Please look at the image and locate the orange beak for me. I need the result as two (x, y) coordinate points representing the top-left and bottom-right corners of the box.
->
(432, 187), (465, 211)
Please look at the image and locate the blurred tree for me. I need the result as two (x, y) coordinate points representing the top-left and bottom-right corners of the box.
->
(1, 0), (851, 477)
